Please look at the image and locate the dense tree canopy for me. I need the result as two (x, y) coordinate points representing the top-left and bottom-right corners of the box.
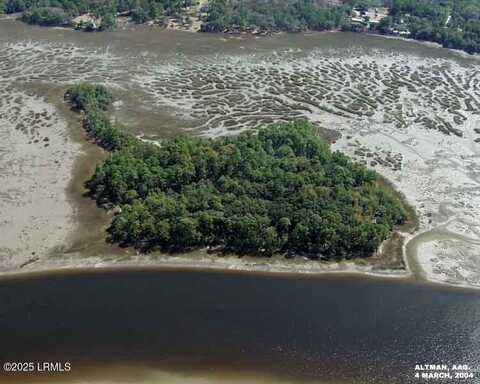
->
(383, 0), (480, 54)
(67, 83), (408, 260)
(21, 6), (68, 26)
(2, 0), (184, 27)
(202, 0), (350, 33)
(3, 0), (480, 54)
(202, 0), (480, 54)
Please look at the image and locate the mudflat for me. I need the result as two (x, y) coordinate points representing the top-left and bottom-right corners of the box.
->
(0, 21), (479, 288)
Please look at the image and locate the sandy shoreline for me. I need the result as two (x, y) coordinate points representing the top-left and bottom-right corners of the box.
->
(0, 87), (413, 281)
(0, 241), (413, 277)
(0, 86), (412, 285)
(1, 24), (479, 291)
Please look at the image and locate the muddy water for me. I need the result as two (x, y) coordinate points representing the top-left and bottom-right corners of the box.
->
(0, 270), (479, 384)
(1, 17), (480, 384)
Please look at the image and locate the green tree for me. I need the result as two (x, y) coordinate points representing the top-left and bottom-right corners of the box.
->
(68, 83), (409, 259)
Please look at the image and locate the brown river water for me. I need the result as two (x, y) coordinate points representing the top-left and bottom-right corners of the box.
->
(0, 18), (480, 383)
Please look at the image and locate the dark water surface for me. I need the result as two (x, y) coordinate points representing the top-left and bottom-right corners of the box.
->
(0, 270), (479, 383)
(1, 20), (480, 384)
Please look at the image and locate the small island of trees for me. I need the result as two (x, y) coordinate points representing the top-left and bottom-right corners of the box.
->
(67, 82), (409, 260)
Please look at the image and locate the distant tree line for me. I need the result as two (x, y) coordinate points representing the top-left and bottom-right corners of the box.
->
(66, 82), (408, 259)
(202, 0), (350, 33)
(2, 0), (480, 54)
(379, 0), (480, 54)
(201, 0), (480, 54)
(1, 0), (185, 28)
(21, 6), (68, 26)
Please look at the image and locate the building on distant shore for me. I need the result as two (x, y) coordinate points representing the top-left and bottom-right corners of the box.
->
(365, 7), (389, 25)
(72, 14), (101, 31)
(351, 7), (388, 28)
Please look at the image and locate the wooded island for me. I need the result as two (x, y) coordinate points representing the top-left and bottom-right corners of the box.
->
(67, 83), (409, 259)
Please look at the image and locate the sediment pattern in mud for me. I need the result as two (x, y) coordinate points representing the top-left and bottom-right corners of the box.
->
(0, 86), (77, 268)
(133, 52), (480, 141)
(1, 38), (479, 286)
(131, 50), (480, 288)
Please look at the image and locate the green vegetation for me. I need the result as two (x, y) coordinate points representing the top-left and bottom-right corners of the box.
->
(202, 0), (349, 33)
(21, 6), (68, 26)
(2, 0), (185, 29)
(202, 0), (480, 54)
(65, 83), (135, 149)
(3, 0), (480, 54)
(67, 82), (409, 260)
(384, 0), (480, 54)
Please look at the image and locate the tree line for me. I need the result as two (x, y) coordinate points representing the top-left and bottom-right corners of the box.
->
(203, 0), (480, 54)
(381, 0), (480, 54)
(1, 0), (186, 29)
(202, 0), (349, 33)
(3, 0), (480, 54)
(65, 82), (136, 149)
(66, 82), (408, 260)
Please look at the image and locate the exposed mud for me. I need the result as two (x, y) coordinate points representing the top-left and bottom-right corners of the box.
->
(0, 22), (479, 287)
(0, 86), (79, 269)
